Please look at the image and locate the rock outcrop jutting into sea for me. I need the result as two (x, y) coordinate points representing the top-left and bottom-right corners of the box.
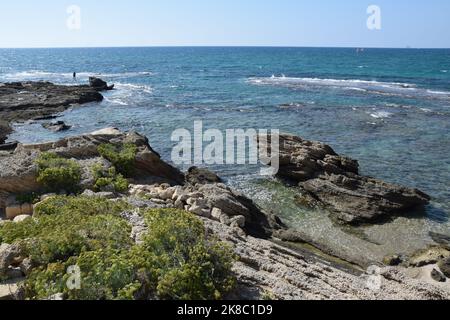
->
(0, 128), (448, 300)
(259, 134), (431, 224)
(0, 79), (113, 144)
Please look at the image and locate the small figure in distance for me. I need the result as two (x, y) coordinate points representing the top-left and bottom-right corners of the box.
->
(73, 72), (77, 80)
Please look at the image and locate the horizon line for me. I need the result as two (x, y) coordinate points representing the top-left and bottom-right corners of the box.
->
(1, 45), (450, 50)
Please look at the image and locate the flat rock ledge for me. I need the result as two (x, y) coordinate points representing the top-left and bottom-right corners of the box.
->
(0, 79), (113, 143)
(260, 134), (431, 225)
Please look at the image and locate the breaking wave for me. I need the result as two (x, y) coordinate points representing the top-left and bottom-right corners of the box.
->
(248, 76), (450, 100)
(0, 70), (153, 83)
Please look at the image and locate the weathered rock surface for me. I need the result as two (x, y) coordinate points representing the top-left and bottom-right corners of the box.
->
(408, 246), (450, 267)
(0, 243), (22, 278)
(0, 79), (112, 142)
(0, 278), (24, 300)
(0, 81), (104, 123)
(1, 127), (447, 300)
(203, 218), (450, 300)
(122, 186), (450, 300)
(129, 170), (279, 239)
(0, 128), (184, 212)
(260, 134), (431, 224)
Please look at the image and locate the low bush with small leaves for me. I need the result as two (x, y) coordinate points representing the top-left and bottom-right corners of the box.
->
(0, 196), (132, 266)
(142, 209), (236, 300)
(35, 153), (82, 193)
(92, 164), (129, 193)
(98, 143), (137, 177)
(32, 195), (131, 218)
(0, 196), (236, 300)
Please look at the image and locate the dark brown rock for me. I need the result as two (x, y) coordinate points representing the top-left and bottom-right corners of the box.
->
(431, 268), (447, 283)
(186, 166), (222, 185)
(260, 134), (431, 225)
(89, 77), (114, 91)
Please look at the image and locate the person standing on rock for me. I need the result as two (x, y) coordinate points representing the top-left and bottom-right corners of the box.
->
(73, 72), (77, 80)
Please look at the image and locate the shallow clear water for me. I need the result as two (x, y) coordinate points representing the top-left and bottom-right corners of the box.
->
(1, 47), (449, 262)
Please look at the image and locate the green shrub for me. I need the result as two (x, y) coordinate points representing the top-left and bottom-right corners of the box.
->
(24, 249), (146, 300)
(92, 164), (129, 193)
(35, 153), (82, 193)
(98, 143), (137, 177)
(0, 210), (132, 265)
(1, 197), (236, 300)
(142, 209), (236, 300)
(32, 195), (130, 218)
(16, 192), (40, 204)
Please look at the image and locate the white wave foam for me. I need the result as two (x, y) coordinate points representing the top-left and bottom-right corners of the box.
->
(114, 82), (153, 94)
(103, 97), (129, 106)
(0, 70), (152, 82)
(427, 90), (449, 95)
(370, 111), (393, 119)
(347, 87), (367, 92)
(248, 76), (416, 90)
(248, 76), (450, 100)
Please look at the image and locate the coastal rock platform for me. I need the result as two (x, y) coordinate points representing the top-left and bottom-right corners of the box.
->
(0, 80), (112, 143)
(260, 134), (431, 225)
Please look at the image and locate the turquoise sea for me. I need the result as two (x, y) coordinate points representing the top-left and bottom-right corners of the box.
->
(1, 47), (449, 263)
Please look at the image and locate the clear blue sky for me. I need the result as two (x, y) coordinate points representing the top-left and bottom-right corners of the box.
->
(1, 0), (449, 48)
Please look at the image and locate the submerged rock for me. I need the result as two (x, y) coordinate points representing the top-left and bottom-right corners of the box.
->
(430, 232), (450, 250)
(431, 269), (447, 283)
(260, 134), (431, 224)
(42, 121), (72, 132)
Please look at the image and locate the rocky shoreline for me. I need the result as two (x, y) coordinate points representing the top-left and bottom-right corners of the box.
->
(0, 80), (449, 300)
(0, 128), (448, 300)
(260, 134), (431, 225)
(0, 78), (112, 144)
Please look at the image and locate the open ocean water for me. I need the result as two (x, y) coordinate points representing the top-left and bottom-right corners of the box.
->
(1, 47), (449, 263)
